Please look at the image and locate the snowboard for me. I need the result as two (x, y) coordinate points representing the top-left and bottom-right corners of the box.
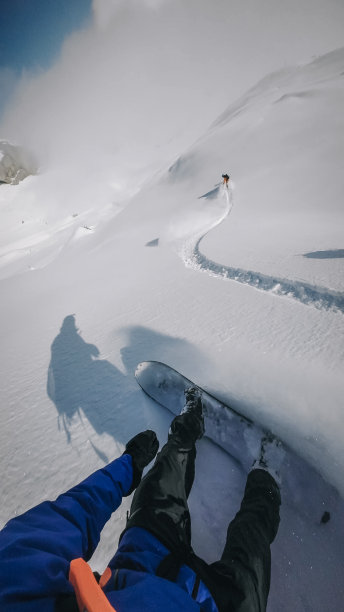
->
(135, 360), (265, 471)
(135, 361), (341, 520)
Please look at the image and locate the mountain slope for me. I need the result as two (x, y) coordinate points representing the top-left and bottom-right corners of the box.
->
(1, 49), (344, 610)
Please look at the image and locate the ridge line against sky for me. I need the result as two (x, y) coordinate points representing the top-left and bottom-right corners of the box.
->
(1, 0), (344, 195)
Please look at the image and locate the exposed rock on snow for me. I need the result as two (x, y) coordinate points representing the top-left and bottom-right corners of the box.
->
(0, 141), (37, 185)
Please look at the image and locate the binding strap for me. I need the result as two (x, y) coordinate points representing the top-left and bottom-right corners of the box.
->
(69, 558), (116, 612)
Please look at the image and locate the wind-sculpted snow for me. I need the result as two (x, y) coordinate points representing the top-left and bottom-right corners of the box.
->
(182, 188), (344, 314)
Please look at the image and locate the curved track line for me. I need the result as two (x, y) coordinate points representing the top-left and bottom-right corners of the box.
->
(182, 188), (344, 314)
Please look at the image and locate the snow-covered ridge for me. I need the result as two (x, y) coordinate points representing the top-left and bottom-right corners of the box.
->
(212, 47), (344, 130)
(155, 47), (344, 300)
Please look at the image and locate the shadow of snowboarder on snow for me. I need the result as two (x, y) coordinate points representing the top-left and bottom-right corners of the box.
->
(47, 315), (140, 457)
(47, 317), (210, 458)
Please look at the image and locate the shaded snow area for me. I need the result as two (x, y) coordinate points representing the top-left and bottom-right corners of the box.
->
(1, 46), (344, 611)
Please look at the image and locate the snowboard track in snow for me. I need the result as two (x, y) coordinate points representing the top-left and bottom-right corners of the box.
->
(183, 188), (344, 314)
(191, 242), (344, 313)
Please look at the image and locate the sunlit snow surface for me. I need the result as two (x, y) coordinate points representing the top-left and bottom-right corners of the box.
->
(1, 49), (344, 610)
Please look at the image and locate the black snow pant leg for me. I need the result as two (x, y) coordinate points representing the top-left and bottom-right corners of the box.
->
(208, 468), (281, 612)
(123, 412), (198, 554)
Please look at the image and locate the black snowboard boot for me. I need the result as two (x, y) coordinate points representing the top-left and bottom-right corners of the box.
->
(252, 433), (285, 485)
(124, 387), (204, 552)
(169, 386), (205, 445)
(183, 386), (203, 420)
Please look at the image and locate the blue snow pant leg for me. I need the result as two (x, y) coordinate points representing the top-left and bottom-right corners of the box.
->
(207, 468), (281, 612)
(124, 411), (198, 554)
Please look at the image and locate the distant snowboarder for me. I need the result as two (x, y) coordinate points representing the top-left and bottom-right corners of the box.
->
(222, 173), (230, 186)
(0, 387), (283, 612)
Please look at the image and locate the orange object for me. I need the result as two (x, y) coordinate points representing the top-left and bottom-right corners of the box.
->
(69, 558), (116, 612)
(99, 566), (112, 589)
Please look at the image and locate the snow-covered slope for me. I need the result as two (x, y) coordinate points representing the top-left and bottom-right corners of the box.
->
(1, 48), (344, 611)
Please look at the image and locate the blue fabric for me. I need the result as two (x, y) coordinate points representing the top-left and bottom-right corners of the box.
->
(0, 455), (218, 612)
(0, 454), (133, 611)
(106, 527), (218, 612)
